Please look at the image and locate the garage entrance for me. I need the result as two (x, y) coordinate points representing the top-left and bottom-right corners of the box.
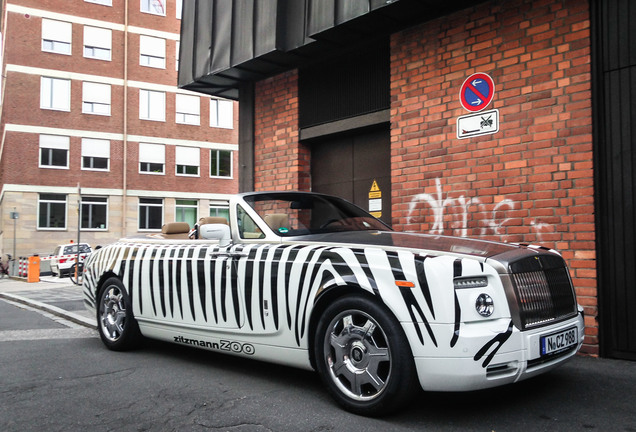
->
(594, 0), (636, 360)
(310, 128), (391, 225)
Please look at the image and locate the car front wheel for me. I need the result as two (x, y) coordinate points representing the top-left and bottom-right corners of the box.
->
(97, 277), (141, 351)
(314, 295), (418, 416)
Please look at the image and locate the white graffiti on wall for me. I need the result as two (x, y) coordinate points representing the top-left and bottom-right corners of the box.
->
(406, 178), (554, 242)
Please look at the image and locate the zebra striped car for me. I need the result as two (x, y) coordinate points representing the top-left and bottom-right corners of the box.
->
(83, 191), (584, 416)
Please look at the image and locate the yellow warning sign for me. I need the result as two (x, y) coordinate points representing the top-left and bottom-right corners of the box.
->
(368, 180), (382, 218)
(369, 180), (382, 199)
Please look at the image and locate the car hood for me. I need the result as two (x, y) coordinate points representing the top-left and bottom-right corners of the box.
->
(285, 230), (520, 259)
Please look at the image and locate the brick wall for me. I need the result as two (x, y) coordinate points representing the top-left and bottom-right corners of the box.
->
(390, 0), (596, 354)
(249, 0), (596, 354)
(254, 71), (310, 191)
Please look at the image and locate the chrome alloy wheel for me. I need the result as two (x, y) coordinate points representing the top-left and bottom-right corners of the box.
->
(99, 286), (127, 342)
(323, 310), (391, 401)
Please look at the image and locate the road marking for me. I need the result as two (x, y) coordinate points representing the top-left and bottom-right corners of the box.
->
(0, 298), (97, 342)
(0, 327), (96, 342)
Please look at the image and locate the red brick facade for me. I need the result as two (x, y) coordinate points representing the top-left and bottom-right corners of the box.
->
(0, 0), (238, 258)
(254, 71), (310, 192)
(252, 0), (597, 354)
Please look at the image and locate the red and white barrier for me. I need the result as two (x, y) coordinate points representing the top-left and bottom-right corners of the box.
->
(41, 253), (89, 263)
(18, 256), (27, 278)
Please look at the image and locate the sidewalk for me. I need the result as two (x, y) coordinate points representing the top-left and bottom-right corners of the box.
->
(0, 276), (95, 329)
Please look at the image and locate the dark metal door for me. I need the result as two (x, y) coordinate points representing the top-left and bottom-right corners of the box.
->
(593, 0), (636, 359)
(311, 128), (391, 226)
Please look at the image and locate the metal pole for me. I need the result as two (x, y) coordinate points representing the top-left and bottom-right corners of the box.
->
(12, 207), (16, 276)
(77, 184), (81, 280)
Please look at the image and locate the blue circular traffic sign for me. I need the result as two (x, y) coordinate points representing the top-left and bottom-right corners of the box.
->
(460, 73), (495, 112)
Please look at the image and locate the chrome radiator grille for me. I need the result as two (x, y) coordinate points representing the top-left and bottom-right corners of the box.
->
(510, 255), (578, 329)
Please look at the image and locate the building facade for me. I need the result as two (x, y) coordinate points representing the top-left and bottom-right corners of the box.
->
(179, 0), (635, 359)
(0, 0), (239, 260)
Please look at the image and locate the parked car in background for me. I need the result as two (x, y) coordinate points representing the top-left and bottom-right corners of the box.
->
(50, 243), (92, 277)
(83, 191), (584, 416)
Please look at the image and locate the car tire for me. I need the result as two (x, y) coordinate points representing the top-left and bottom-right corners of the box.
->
(313, 295), (419, 416)
(97, 277), (142, 351)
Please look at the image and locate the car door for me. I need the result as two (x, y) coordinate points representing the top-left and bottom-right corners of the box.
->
(135, 242), (245, 330)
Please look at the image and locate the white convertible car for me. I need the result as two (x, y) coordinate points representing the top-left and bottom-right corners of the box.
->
(83, 191), (584, 415)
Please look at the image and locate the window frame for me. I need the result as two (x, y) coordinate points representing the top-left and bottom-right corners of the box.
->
(139, 89), (166, 122)
(209, 205), (230, 224)
(81, 196), (109, 231)
(175, 146), (200, 177)
(138, 197), (164, 231)
(176, 0), (183, 19)
(41, 19), (72, 55)
(81, 138), (110, 172)
(175, 94), (200, 125)
(83, 26), (112, 61)
(82, 81), (111, 116)
(39, 135), (70, 169)
(85, 0), (112, 5)
(38, 193), (67, 230)
(175, 199), (198, 227)
(139, 143), (165, 175)
(40, 77), (71, 112)
(210, 98), (234, 129)
(139, 35), (166, 69)
(210, 149), (233, 179)
(140, 0), (166, 16)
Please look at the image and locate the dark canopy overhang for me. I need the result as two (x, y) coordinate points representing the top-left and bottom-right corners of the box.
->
(178, 0), (480, 100)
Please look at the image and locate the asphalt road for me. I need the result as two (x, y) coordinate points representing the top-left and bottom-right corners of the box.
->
(1, 297), (635, 432)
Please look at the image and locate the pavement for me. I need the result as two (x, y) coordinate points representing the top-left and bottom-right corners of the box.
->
(0, 275), (95, 329)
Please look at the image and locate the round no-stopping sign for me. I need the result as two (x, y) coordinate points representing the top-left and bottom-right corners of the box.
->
(459, 73), (495, 112)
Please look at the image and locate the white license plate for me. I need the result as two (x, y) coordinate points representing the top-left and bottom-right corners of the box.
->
(541, 327), (578, 356)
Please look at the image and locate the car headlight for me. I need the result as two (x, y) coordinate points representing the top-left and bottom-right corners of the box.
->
(475, 293), (494, 317)
(453, 276), (488, 289)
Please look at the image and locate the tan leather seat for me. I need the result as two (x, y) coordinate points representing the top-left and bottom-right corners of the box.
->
(159, 222), (191, 239)
(264, 213), (289, 231)
(198, 216), (228, 226)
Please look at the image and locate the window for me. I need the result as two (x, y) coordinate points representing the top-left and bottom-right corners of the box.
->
(139, 89), (165, 121)
(210, 150), (232, 178)
(176, 0), (183, 19)
(39, 135), (69, 169)
(139, 143), (165, 174)
(140, 35), (165, 68)
(82, 82), (111, 115)
(210, 205), (230, 223)
(81, 196), (108, 230)
(176, 200), (197, 227)
(42, 19), (72, 55)
(84, 26), (112, 60)
(175, 41), (180, 71)
(141, 0), (166, 15)
(85, 0), (112, 5)
(175, 94), (200, 125)
(82, 138), (110, 171)
(38, 194), (67, 229)
(210, 99), (233, 128)
(139, 198), (163, 230)
(175, 146), (200, 176)
(41, 77), (70, 111)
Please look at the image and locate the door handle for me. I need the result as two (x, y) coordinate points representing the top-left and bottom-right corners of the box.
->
(208, 251), (249, 258)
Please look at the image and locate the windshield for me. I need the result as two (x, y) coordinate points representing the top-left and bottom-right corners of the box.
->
(243, 193), (391, 237)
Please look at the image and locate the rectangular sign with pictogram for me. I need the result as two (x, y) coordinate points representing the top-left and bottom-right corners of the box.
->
(456, 109), (499, 139)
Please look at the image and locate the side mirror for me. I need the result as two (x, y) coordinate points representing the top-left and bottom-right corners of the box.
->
(199, 224), (231, 247)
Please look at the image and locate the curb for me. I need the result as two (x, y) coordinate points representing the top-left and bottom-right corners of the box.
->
(0, 292), (96, 330)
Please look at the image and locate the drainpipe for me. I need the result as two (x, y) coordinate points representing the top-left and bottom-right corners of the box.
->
(122, 0), (129, 238)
